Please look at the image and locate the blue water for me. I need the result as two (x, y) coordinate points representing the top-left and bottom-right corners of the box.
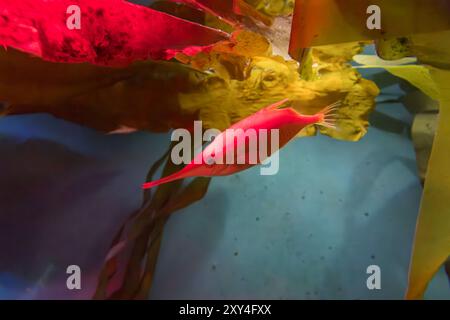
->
(0, 67), (448, 299)
(149, 77), (448, 299)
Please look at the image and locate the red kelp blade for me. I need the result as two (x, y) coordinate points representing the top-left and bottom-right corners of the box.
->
(0, 0), (229, 66)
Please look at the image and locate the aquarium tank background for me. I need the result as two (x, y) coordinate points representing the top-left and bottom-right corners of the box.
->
(0, 0), (448, 300)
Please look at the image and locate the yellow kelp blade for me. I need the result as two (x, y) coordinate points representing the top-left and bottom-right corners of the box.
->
(406, 67), (450, 299)
(354, 63), (439, 101)
(353, 54), (417, 66)
(245, 0), (294, 17)
(289, 0), (450, 60)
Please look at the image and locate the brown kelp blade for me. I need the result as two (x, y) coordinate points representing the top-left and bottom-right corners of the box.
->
(289, 0), (450, 61)
(95, 142), (211, 299)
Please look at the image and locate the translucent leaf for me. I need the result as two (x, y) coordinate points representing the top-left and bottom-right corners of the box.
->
(353, 54), (417, 66)
(355, 64), (439, 101)
(292, 43), (380, 141)
(406, 67), (450, 299)
(403, 29), (450, 298)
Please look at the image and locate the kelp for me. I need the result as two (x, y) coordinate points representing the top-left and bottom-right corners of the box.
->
(407, 66), (450, 299)
(363, 31), (450, 299)
(411, 113), (437, 182)
(0, 49), (203, 133)
(288, 0), (450, 299)
(353, 55), (439, 101)
(365, 32), (450, 299)
(0, 0), (228, 66)
(375, 37), (413, 61)
(0, 0), (381, 299)
(291, 42), (379, 141)
(95, 141), (211, 299)
(289, 0), (450, 60)
(446, 258), (450, 283)
(0, 0), (378, 140)
(177, 36), (378, 139)
(0, 38), (378, 142)
(405, 31), (450, 298)
(353, 55), (417, 66)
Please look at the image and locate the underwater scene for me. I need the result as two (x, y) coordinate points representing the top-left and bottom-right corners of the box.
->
(0, 0), (449, 301)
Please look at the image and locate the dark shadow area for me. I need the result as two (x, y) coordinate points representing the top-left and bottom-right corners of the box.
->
(0, 135), (125, 296)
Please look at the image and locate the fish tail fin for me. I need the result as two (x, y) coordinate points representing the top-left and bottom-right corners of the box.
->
(316, 100), (342, 130)
(142, 167), (191, 189)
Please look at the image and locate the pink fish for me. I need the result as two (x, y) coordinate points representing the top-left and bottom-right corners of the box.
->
(142, 99), (340, 189)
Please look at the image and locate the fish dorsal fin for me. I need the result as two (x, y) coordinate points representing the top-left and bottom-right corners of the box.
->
(258, 98), (290, 113)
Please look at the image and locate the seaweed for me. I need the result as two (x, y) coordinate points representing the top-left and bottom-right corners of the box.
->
(0, 0), (385, 299)
(360, 32), (450, 299)
(94, 142), (211, 299)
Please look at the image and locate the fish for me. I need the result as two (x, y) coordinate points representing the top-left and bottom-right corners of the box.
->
(142, 99), (340, 189)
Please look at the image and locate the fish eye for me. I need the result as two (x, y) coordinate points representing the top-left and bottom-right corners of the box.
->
(205, 156), (215, 165)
